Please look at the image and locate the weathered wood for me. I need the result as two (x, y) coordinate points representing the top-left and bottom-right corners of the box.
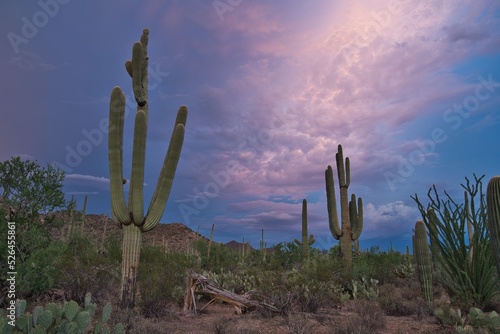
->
(183, 271), (280, 315)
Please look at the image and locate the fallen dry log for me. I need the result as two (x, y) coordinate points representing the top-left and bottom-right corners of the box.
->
(183, 271), (280, 315)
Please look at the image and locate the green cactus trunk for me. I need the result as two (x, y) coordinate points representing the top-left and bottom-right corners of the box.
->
(487, 176), (500, 279)
(414, 220), (433, 307)
(325, 145), (363, 277)
(108, 29), (187, 308)
(301, 199), (309, 259)
(294, 199), (315, 260)
(120, 224), (142, 308)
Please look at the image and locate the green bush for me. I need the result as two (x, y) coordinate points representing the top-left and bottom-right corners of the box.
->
(54, 234), (118, 304)
(352, 247), (405, 284)
(138, 245), (199, 317)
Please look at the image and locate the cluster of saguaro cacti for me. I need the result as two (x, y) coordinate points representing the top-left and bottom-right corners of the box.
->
(0, 293), (124, 334)
(413, 220), (433, 306)
(108, 29), (187, 308)
(487, 176), (500, 279)
(325, 145), (363, 274)
(294, 199), (315, 259)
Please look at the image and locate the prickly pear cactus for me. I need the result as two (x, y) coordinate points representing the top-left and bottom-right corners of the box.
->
(2, 293), (124, 334)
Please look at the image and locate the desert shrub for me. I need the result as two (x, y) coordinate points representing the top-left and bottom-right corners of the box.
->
(138, 245), (196, 317)
(252, 270), (293, 315)
(378, 283), (430, 317)
(54, 234), (118, 304)
(281, 257), (344, 313)
(331, 300), (386, 334)
(286, 313), (318, 334)
(193, 240), (238, 272)
(352, 247), (405, 284)
(266, 241), (302, 270)
(17, 240), (67, 297)
(102, 234), (123, 264)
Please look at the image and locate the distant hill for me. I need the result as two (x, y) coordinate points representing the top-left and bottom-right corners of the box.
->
(45, 212), (211, 253)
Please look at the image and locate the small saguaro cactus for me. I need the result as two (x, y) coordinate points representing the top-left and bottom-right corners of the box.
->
(325, 145), (363, 275)
(413, 220), (433, 306)
(294, 199), (315, 260)
(487, 176), (500, 279)
(108, 29), (187, 308)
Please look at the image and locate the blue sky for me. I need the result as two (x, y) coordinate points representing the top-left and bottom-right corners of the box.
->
(1, 0), (500, 251)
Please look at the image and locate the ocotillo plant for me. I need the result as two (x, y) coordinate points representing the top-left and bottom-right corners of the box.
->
(294, 199), (315, 259)
(108, 29), (187, 308)
(325, 145), (363, 275)
(487, 176), (500, 279)
(413, 220), (433, 306)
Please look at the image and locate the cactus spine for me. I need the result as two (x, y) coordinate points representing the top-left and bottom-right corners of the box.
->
(294, 199), (315, 259)
(413, 220), (433, 306)
(487, 176), (500, 279)
(325, 145), (363, 274)
(108, 29), (187, 308)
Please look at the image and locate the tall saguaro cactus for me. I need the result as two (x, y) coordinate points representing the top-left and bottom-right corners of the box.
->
(325, 145), (363, 275)
(108, 29), (187, 308)
(294, 199), (315, 260)
(487, 176), (500, 279)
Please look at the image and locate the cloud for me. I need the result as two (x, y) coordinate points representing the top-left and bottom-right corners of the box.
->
(8, 51), (56, 71)
(65, 174), (110, 189)
(363, 201), (419, 239)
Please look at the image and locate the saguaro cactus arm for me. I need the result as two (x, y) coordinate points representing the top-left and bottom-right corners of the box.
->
(108, 87), (130, 224)
(350, 194), (363, 241)
(326, 166), (341, 239)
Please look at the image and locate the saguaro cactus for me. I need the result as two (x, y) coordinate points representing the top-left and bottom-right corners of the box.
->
(325, 145), (363, 275)
(108, 29), (187, 308)
(294, 199), (315, 260)
(413, 220), (433, 306)
(487, 176), (500, 279)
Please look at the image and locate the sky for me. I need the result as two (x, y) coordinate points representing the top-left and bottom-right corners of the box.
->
(1, 0), (500, 251)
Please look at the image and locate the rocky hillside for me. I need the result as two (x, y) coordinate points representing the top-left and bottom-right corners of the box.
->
(46, 212), (210, 253)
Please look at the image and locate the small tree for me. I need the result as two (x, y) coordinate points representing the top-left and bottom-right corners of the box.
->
(0, 156), (66, 222)
(0, 156), (67, 299)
